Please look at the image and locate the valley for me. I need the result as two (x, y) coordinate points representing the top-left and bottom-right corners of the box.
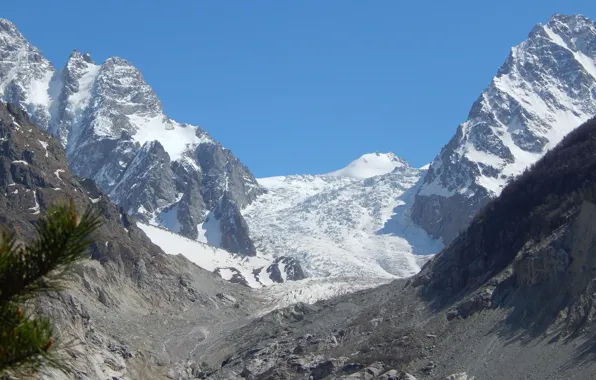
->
(1, 11), (596, 380)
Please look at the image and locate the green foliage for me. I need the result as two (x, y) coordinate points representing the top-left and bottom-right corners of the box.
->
(0, 200), (101, 378)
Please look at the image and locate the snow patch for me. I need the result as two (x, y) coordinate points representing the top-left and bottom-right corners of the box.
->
(197, 212), (222, 248)
(55, 169), (64, 181)
(327, 152), (407, 179)
(138, 223), (271, 289)
(128, 115), (211, 161)
(157, 205), (181, 234)
(38, 140), (49, 157)
(29, 190), (40, 215)
(26, 70), (53, 106)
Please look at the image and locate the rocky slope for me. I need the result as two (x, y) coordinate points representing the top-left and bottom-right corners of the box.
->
(412, 14), (596, 244)
(0, 19), (262, 255)
(0, 101), (265, 379)
(203, 117), (596, 380)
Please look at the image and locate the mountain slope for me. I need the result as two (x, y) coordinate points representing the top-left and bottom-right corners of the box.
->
(243, 153), (442, 286)
(0, 19), (262, 255)
(207, 117), (596, 380)
(0, 101), (267, 379)
(412, 14), (596, 244)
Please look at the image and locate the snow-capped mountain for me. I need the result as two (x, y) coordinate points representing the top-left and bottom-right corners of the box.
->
(243, 153), (443, 286)
(326, 152), (408, 179)
(412, 14), (596, 244)
(0, 19), (262, 255)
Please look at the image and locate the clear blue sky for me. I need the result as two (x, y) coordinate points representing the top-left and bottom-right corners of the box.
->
(4, 1), (596, 177)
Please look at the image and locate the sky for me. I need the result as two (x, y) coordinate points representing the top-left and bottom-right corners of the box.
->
(3, 1), (596, 177)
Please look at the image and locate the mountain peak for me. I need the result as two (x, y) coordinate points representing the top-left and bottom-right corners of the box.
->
(0, 18), (19, 34)
(412, 13), (596, 245)
(326, 152), (408, 179)
(104, 56), (135, 67)
(547, 13), (592, 26)
(68, 49), (95, 64)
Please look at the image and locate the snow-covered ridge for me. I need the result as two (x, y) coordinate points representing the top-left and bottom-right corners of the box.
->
(326, 152), (407, 179)
(0, 18), (263, 251)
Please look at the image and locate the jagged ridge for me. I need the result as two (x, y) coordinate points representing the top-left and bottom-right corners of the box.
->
(412, 14), (596, 244)
(0, 19), (263, 256)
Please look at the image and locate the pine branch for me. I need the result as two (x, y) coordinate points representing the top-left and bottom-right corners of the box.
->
(0, 304), (53, 374)
(0, 200), (102, 376)
(0, 199), (102, 305)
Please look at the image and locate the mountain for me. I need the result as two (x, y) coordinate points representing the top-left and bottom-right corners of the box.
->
(412, 14), (596, 244)
(242, 153), (442, 294)
(326, 152), (408, 179)
(0, 19), (262, 256)
(206, 116), (596, 380)
(0, 102), (266, 379)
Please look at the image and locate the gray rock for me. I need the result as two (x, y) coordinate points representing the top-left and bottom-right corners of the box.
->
(266, 256), (307, 283)
(0, 20), (264, 257)
(412, 14), (596, 245)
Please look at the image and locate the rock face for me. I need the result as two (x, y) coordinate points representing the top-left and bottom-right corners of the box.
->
(266, 256), (306, 283)
(412, 14), (596, 244)
(0, 102), (264, 379)
(0, 19), (262, 255)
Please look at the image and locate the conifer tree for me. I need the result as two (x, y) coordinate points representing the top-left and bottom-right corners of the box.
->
(0, 200), (101, 378)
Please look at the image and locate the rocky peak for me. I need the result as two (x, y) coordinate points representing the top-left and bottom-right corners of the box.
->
(412, 14), (596, 245)
(547, 13), (594, 30)
(0, 18), (24, 40)
(92, 56), (163, 120)
(68, 48), (95, 64)
(0, 19), (263, 256)
(0, 19), (54, 130)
